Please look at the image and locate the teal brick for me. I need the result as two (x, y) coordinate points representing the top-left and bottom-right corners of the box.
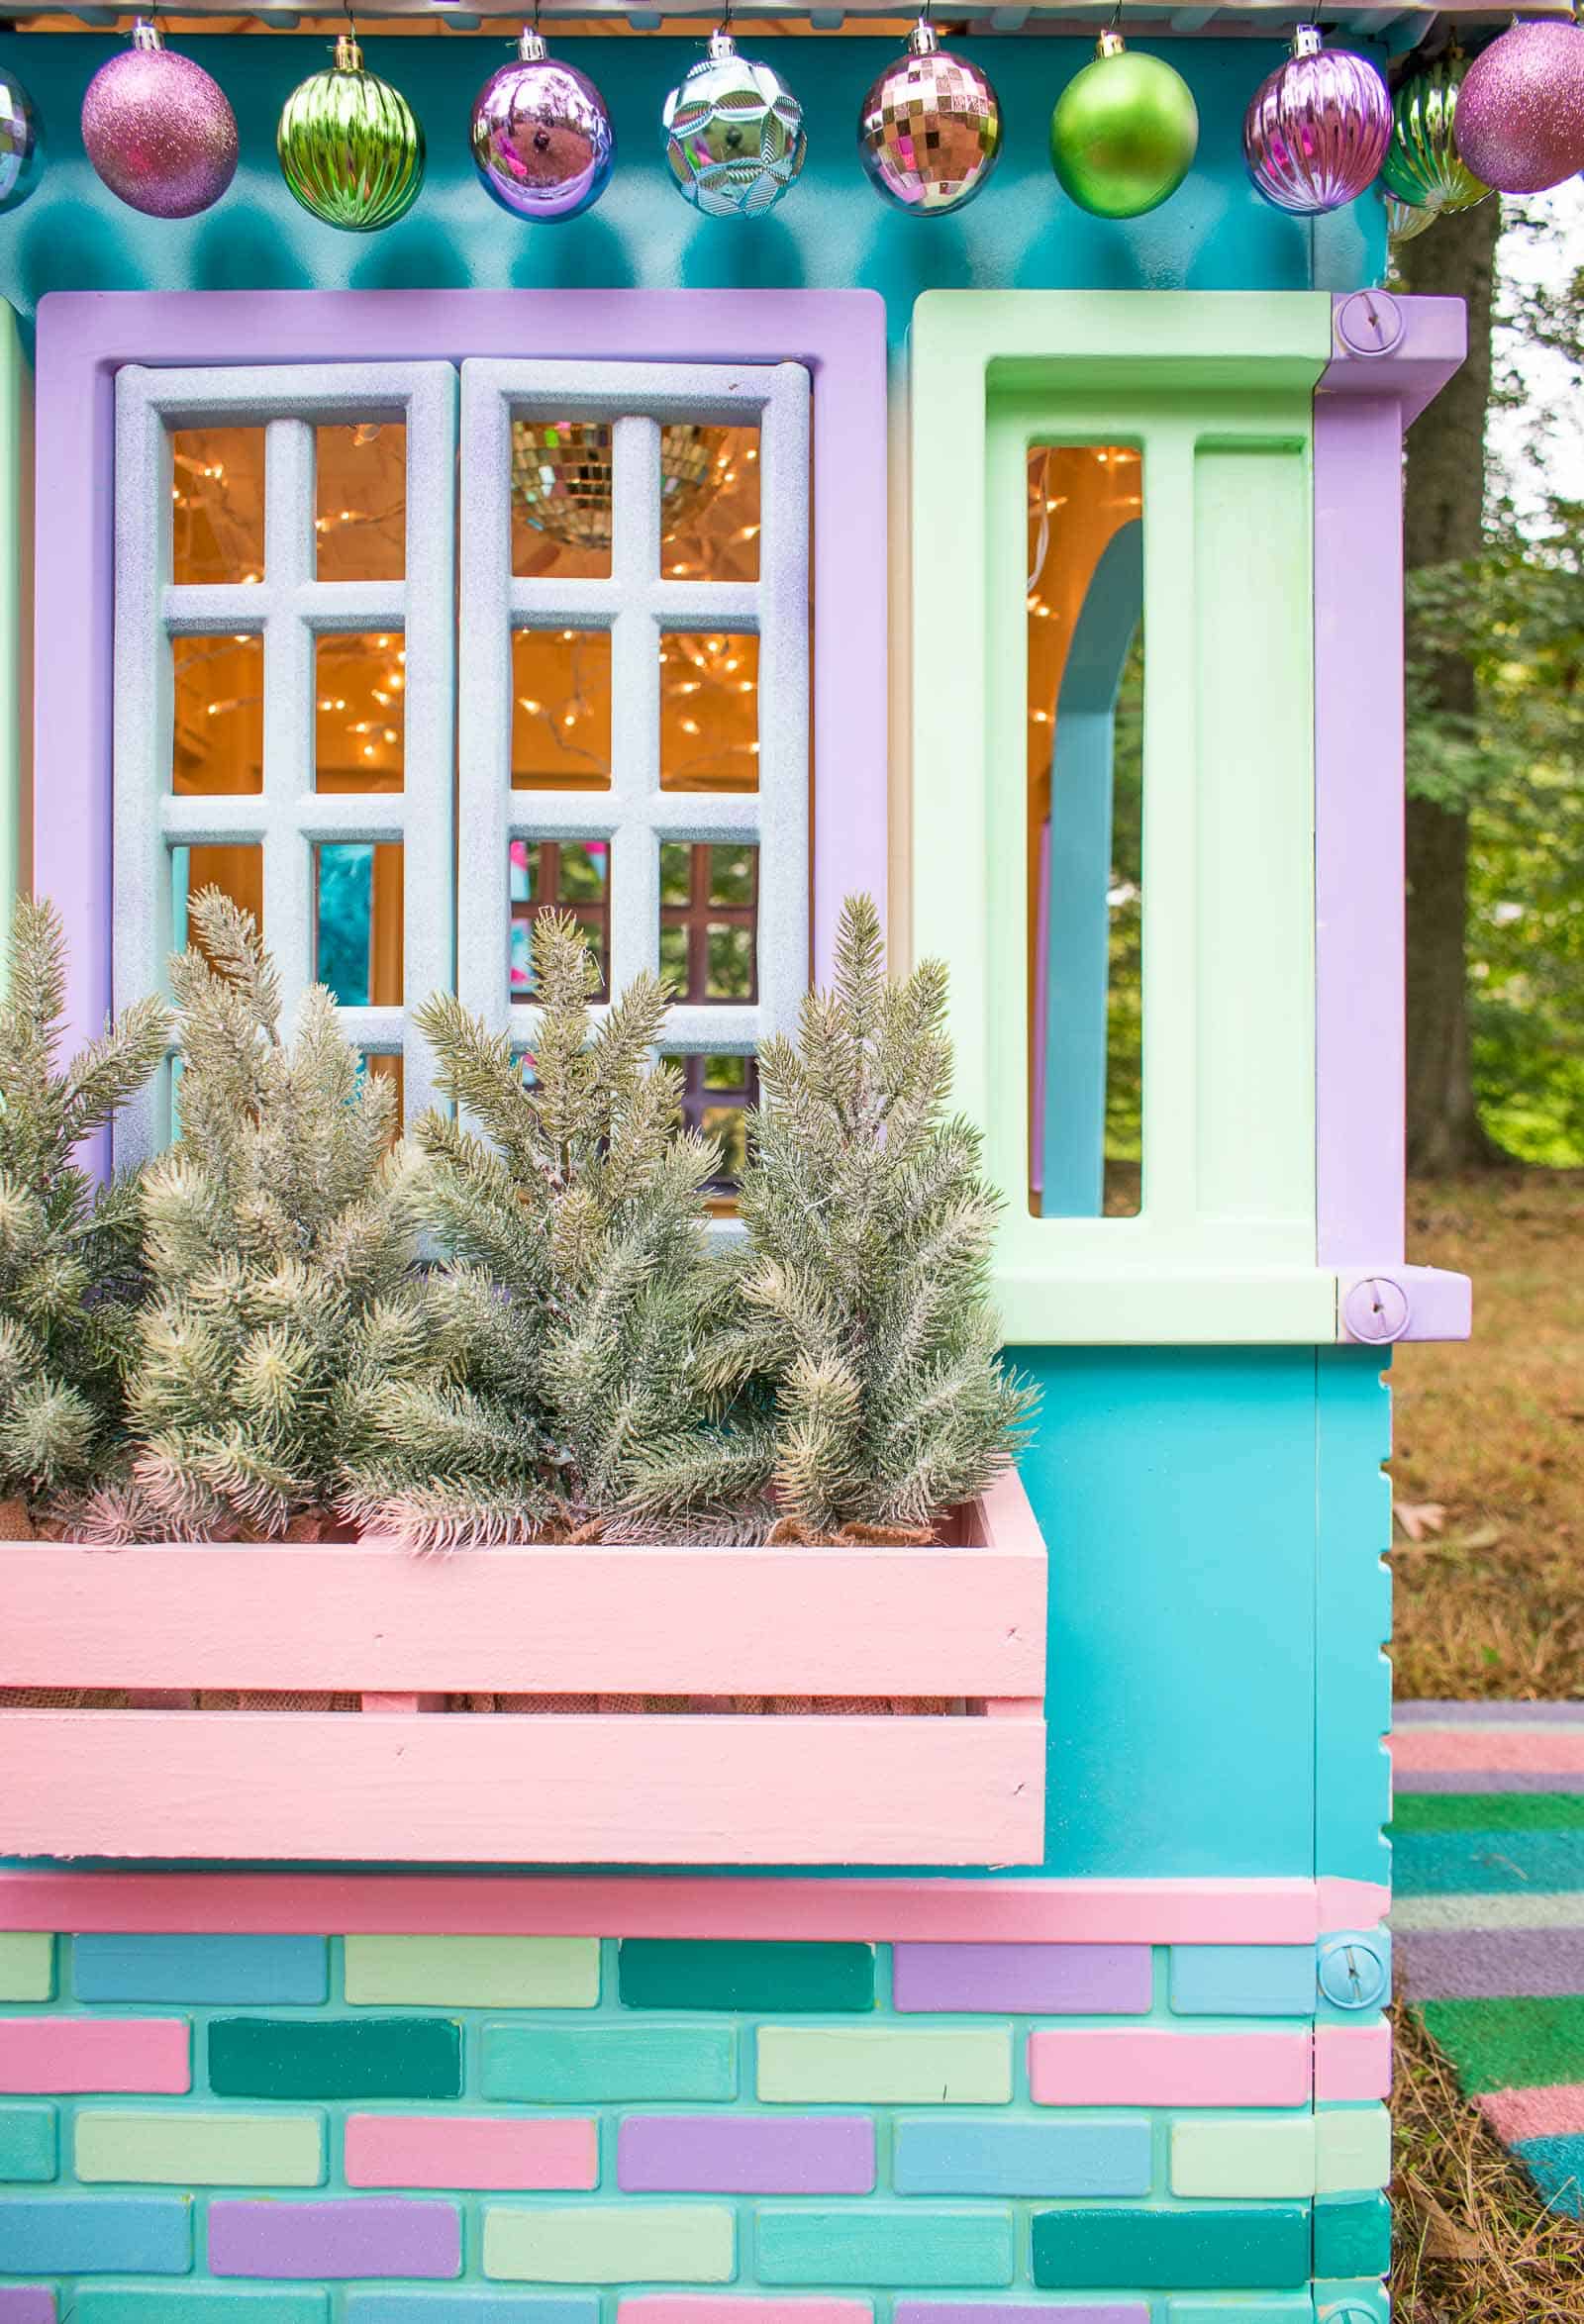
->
(1032, 2206), (1311, 2291)
(481, 2023), (737, 2102)
(756, 2206), (1016, 2287)
(1312, 2283), (1386, 2324)
(1313, 2192), (1390, 2279)
(68, 2295), (329, 2322)
(208, 2018), (460, 2101)
(1169, 1946), (1317, 2017)
(619, 1941), (874, 2013)
(346, 2303), (601, 2323)
(0, 2105), (55, 2183)
(0, 2196), (192, 2275)
(74, 1936), (328, 2007)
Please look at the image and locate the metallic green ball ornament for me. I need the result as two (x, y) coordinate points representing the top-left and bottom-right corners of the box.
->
(1380, 55), (1491, 216)
(1385, 189), (1437, 244)
(277, 32), (425, 233)
(1049, 30), (1198, 219)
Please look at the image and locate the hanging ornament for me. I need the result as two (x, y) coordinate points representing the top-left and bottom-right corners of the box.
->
(1048, 29), (1198, 220)
(1454, 18), (1584, 196)
(471, 21), (614, 221)
(857, 13), (1002, 217)
(1381, 53), (1490, 216)
(662, 24), (806, 219)
(278, 30), (424, 233)
(0, 65), (41, 215)
(1384, 189), (1437, 243)
(81, 20), (237, 221)
(513, 421), (722, 550)
(1242, 25), (1391, 216)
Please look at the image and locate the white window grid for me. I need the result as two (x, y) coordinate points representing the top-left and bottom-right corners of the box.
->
(112, 361), (457, 1168)
(457, 358), (811, 1069)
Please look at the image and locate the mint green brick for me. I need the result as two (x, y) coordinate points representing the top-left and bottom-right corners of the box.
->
(757, 2026), (1011, 2104)
(68, 2294), (329, 2322)
(483, 2203), (734, 2283)
(346, 1937), (599, 2010)
(757, 2206), (1015, 2288)
(0, 1933), (53, 2001)
(0, 2103), (55, 2181)
(1168, 2303), (1315, 2323)
(619, 1940), (874, 2013)
(482, 2023), (737, 2102)
(75, 2109), (325, 2187)
(1170, 2114), (1315, 2198)
(1316, 2104), (1391, 2194)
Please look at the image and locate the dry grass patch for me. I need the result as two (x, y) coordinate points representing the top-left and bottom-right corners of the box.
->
(1393, 1171), (1584, 1700)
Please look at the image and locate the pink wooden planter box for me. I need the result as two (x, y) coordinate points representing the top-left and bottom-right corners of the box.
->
(0, 1469), (1046, 1867)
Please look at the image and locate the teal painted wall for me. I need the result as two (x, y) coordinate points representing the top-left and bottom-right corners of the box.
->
(0, 31), (1385, 339)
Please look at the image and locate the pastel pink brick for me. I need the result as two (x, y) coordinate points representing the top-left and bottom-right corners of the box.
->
(0, 2017), (189, 2094)
(1028, 2028), (1312, 2107)
(346, 2113), (598, 2191)
(1480, 2083), (1584, 2145)
(1391, 1727), (1584, 1776)
(622, 2304), (870, 2324)
(1316, 2021), (1392, 2101)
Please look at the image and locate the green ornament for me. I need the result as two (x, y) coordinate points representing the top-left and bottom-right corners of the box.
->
(1380, 54), (1490, 215)
(277, 32), (424, 233)
(1385, 189), (1437, 244)
(1049, 29), (1199, 220)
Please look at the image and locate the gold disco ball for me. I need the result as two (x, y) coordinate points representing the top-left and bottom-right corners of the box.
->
(512, 419), (720, 552)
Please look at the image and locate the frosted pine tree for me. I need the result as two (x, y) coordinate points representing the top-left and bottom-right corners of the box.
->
(78, 890), (431, 1542)
(343, 911), (726, 1549)
(0, 898), (169, 1529)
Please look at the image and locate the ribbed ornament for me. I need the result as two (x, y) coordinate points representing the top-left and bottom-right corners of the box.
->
(1384, 189), (1437, 243)
(277, 32), (425, 233)
(1381, 55), (1490, 215)
(1242, 24), (1391, 216)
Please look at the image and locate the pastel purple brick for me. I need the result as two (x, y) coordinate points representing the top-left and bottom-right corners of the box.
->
(210, 2198), (461, 2281)
(619, 2114), (875, 2194)
(892, 1945), (1152, 2015)
(0, 2296), (54, 2324)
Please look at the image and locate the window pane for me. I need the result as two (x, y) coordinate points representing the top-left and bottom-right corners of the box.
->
(512, 629), (612, 790)
(659, 632), (758, 792)
(673, 1050), (758, 1196)
(171, 428), (265, 587)
(658, 840), (759, 1004)
(173, 841), (263, 957)
(1028, 443), (1143, 1220)
(510, 839), (609, 1002)
(316, 840), (403, 1007)
(173, 633), (263, 795)
(511, 419), (614, 581)
(316, 633), (405, 793)
(660, 423), (760, 585)
(316, 421), (406, 583)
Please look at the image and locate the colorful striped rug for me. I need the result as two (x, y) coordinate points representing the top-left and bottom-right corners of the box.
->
(1393, 1700), (1584, 2216)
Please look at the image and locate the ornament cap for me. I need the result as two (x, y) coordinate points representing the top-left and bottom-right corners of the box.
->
(334, 30), (363, 71)
(129, 17), (164, 50)
(707, 24), (739, 62)
(908, 14), (942, 55)
(1096, 27), (1126, 58)
(1292, 22), (1324, 55)
(517, 23), (548, 61)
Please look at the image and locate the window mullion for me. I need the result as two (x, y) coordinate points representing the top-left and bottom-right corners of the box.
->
(609, 413), (662, 1002)
(260, 415), (316, 1049)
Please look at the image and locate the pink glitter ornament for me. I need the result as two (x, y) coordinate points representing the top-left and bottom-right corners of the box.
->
(1242, 24), (1390, 216)
(82, 19), (238, 221)
(1455, 18), (1584, 195)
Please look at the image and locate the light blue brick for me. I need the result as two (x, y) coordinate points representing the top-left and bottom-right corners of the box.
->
(346, 2302), (603, 2323)
(73, 1935), (329, 2006)
(481, 2023), (737, 2102)
(1168, 2303), (1315, 2323)
(893, 2115), (1152, 2197)
(68, 2294), (328, 2322)
(1169, 1947), (1317, 2017)
(0, 2196), (192, 2276)
(0, 2107), (55, 2184)
(756, 2206), (1016, 2287)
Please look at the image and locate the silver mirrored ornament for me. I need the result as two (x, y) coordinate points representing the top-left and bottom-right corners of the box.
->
(0, 66), (41, 215)
(662, 26), (806, 219)
(472, 25), (615, 221)
(858, 17), (1002, 216)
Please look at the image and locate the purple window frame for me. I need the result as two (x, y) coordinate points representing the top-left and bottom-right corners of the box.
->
(32, 288), (889, 1173)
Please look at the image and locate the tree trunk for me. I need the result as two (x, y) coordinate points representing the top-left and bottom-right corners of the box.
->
(1397, 193), (1505, 1172)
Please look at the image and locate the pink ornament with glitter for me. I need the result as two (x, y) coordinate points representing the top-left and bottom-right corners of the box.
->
(82, 18), (238, 221)
(1454, 17), (1584, 195)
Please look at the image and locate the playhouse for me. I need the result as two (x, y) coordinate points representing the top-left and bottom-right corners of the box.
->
(0, 0), (1536, 2313)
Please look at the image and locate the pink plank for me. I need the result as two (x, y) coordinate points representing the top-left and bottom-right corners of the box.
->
(1028, 2028), (1312, 2107)
(1319, 1877), (1394, 1927)
(623, 2305), (869, 2324)
(1316, 2022), (1392, 2102)
(1391, 1728), (1584, 1776)
(1480, 2082), (1584, 2146)
(346, 2113), (597, 2191)
(0, 1872), (1386, 1943)
(0, 1710), (1044, 1866)
(0, 2016), (189, 2093)
(0, 1483), (1041, 1696)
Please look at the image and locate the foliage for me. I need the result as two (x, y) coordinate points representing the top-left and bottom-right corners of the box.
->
(77, 890), (431, 1541)
(343, 911), (725, 1550)
(0, 899), (169, 1510)
(636, 896), (1034, 1542)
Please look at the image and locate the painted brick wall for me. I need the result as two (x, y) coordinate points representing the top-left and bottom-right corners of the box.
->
(0, 1930), (1390, 2323)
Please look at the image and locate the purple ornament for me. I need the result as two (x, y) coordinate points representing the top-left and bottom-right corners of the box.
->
(471, 25), (614, 222)
(1455, 18), (1584, 195)
(81, 18), (237, 221)
(1242, 24), (1391, 216)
